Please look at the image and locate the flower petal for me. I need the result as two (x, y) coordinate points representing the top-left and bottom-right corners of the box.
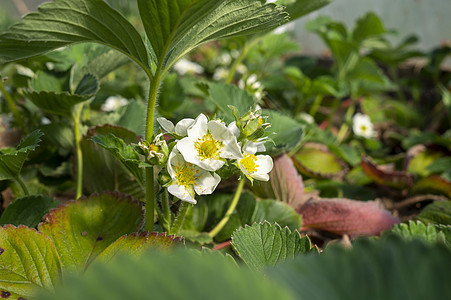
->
(228, 121), (240, 138)
(187, 114), (208, 141)
(175, 118), (195, 136)
(168, 184), (197, 204)
(253, 173), (269, 181)
(157, 117), (175, 133)
(194, 172), (221, 195)
(256, 155), (273, 174)
(208, 120), (235, 141)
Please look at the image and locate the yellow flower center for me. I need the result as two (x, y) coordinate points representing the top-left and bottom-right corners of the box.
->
(149, 144), (160, 152)
(360, 125), (367, 132)
(240, 153), (259, 173)
(175, 162), (199, 187)
(194, 132), (223, 161)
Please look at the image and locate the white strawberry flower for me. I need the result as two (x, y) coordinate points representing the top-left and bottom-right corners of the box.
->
(157, 117), (195, 137)
(352, 113), (374, 139)
(167, 146), (221, 204)
(173, 59), (204, 75)
(238, 141), (273, 182)
(177, 114), (242, 172)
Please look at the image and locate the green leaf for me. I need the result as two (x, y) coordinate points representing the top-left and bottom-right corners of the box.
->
(0, 130), (44, 180)
(82, 125), (144, 198)
(417, 201), (451, 226)
(72, 49), (132, 87)
(138, 0), (288, 74)
(24, 90), (93, 117)
(352, 12), (386, 43)
(390, 220), (450, 247)
(0, 0), (150, 73)
(264, 110), (303, 156)
(253, 200), (302, 231)
(268, 235), (451, 300)
(207, 82), (256, 123)
(41, 122), (74, 149)
(38, 249), (293, 300)
(90, 133), (144, 186)
(277, 0), (332, 22)
(30, 70), (66, 93)
(232, 222), (315, 271)
(38, 192), (143, 274)
(158, 73), (185, 116)
(95, 232), (184, 263)
(0, 195), (60, 227)
(0, 225), (62, 298)
(25, 74), (99, 117)
(116, 101), (147, 136)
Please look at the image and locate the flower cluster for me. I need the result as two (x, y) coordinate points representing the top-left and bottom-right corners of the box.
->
(157, 110), (273, 204)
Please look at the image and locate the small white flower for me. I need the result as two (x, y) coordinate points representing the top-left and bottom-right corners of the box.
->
(238, 141), (273, 182)
(167, 146), (221, 204)
(173, 59), (204, 76)
(41, 117), (51, 125)
(16, 65), (34, 77)
(157, 117), (195, 137)
(298, 112), (315, 124)
(236, 64), (247, 74)
(352, 113), (374, 138)
(101, 96), (128, 112)
(219, 53), (232, 66)
(213, 67), (229, 80)
(177, 114), (242, 172)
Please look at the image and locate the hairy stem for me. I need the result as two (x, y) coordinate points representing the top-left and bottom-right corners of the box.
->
(143, 64), (163, 232)
(73, 103), (84, 199)
(170, 201), (191, 235)
(209, 178), (245, 238)
(161, 189), (171, 233)
(144, 167), (155, 232)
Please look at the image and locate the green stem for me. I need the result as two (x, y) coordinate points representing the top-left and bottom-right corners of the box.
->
(309, 94), (324, 117)
(226, 37), (261, 84)
(143, 62), (164, 233)
(170, 201), (191, 235)
(226, 49), (247, 84)
(209, 178), (245, 238)
(0, 80), (25, 131)
(73, 103), (84, 199)
(144, 167), (155, 232)
(336, 98), (356, 143)
(326, 97), (340, 130)
(161, 189), (171, 233)
(16, 176), (29, 196)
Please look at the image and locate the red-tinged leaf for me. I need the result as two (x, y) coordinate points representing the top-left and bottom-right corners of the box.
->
(252, 154), (304, 205)
(38, 192), (143, 274)
(293, 143), (348, 179)
(297, 198), (400, 237)
(95, 232), (184, 264)
(0, 225), (62, 298)
(413, 175), (451, 198)
(361, 156), (413, 189)
(271, 154), (304, 204)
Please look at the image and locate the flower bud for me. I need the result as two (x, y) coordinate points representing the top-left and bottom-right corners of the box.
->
(134, 133), (169, 166)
